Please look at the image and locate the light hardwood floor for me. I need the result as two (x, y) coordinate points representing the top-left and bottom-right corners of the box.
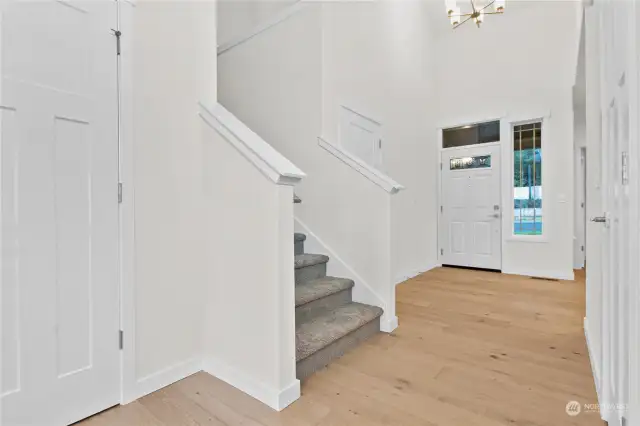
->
(80, 267), (603, 426)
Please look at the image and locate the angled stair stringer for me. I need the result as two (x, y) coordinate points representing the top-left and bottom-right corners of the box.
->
(294, 217), (397, 333)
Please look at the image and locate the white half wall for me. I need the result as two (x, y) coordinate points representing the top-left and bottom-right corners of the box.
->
(200, 103), (301, 411)
(121, 0), (217, 402)
(434, 0), (581, 280)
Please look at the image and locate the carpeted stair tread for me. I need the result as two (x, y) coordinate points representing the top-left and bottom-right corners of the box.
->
(295, 277), (354, 307)
(295, 253), (329, 269)
(294, 233), (307, 243)
(296, 303), (383, 362)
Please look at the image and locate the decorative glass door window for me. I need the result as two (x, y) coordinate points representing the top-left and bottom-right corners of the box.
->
(450, 155), (491, 170)
(513, 122), (542, 235)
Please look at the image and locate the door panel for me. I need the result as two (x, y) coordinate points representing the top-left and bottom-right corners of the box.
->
(1, 1), (120, 425)
(441, 145), (502, 270)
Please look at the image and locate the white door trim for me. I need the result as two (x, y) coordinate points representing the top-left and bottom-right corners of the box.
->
(117, 0), (137, 405)
(0, 6), (5, 425)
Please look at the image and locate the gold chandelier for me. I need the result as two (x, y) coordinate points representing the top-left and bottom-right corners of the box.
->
(446, 0), (505, 29)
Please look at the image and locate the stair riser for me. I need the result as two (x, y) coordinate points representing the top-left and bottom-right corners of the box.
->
(296, 289), (352, 324)
(294, 240), (304, 256)
(295, 263), (327, 284)
(296, 318), (380, 381)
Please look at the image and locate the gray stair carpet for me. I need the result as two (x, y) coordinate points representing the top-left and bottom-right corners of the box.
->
(293, 232), (383, 381)
(295, 277), (354, 323)
(294, 233), (306, 255)
(296, 303), (383, 380)
(295, 254), (329, 284)
(295, 277), (353, 306)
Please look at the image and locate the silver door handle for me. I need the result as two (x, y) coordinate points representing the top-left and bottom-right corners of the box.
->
(489, 213), (500, 218)
(591, 216), (607, 223)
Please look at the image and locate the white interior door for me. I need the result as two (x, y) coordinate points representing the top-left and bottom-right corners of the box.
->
(599, 82), (630, 424)
(594, 1), (635, 423)
(440, 145), (502, 270)
(1, 1), (121, 425)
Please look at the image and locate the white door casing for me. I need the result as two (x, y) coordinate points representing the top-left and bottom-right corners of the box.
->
(440, 144), (502, 270)
(1, 1), (120, 425)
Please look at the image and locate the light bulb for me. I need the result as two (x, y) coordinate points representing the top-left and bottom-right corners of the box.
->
(495, 0), (505, 12)
(450, 6), (461, 26)
(446, 0), (457, 16)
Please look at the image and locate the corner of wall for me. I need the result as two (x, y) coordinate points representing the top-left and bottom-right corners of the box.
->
(202, 357), (299, 411)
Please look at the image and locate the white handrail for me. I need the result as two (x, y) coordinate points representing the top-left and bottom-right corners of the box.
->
(317, 137), (404, 194)
(199, 102), (305, 186)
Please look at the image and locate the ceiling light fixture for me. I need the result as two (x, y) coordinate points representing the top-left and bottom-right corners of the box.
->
(446, 0), (505, 29)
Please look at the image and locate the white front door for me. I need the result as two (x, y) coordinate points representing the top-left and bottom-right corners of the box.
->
(440, 145), (502, 270)
(1, 1), (121, 425)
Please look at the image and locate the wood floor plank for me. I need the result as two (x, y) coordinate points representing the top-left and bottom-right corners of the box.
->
(78, 267), (604, 426)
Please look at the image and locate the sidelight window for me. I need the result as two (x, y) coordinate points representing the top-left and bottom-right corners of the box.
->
(513, 122), (542, 235)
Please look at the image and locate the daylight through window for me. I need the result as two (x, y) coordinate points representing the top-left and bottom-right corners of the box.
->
(513, 122), (542, 235)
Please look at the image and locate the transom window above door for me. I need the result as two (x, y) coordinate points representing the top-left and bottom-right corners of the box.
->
(442, 120), (500, 148)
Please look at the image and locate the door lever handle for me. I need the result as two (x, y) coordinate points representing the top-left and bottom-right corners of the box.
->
(489, 213), (500, 218)
(591, 216), (607, 223)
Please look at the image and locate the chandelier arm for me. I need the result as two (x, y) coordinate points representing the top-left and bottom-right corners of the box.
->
(449, 13), (474, 17)
(483, 11), (504, 15)
(477, 0), (496, 13)
(453, 14), (474, 29)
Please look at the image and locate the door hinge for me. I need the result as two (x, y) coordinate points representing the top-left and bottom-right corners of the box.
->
(440, 163), (442, 170)
(440, 205), (443, 213)
(581, 245), (584, 252)
(119, 330), (124, 350)
(111, 29), (121, 56)
(378, 139), (382, 149)
(440, 248), (444, 256)
(118, 182), (123, 203)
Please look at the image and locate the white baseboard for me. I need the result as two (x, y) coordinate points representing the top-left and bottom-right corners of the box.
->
(380, 315), (398, 333)
(584, 317), (606, 420)
(501, 267), (575, 281)
(394, 263), (439, 286)
(202, 356), (300, 411)
(123, 357), (202, 404)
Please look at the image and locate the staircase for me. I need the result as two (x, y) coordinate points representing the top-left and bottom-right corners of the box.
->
(294, 232), (383, 380)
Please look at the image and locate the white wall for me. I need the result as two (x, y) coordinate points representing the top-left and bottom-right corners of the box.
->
(321, 1), (439, 285)
(217, 1), (440, 331)
(123, 0), (217, 399)
(434, 1), (580, 280)
(218, 2), (418, 330)
(217, 0), (297, 46)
